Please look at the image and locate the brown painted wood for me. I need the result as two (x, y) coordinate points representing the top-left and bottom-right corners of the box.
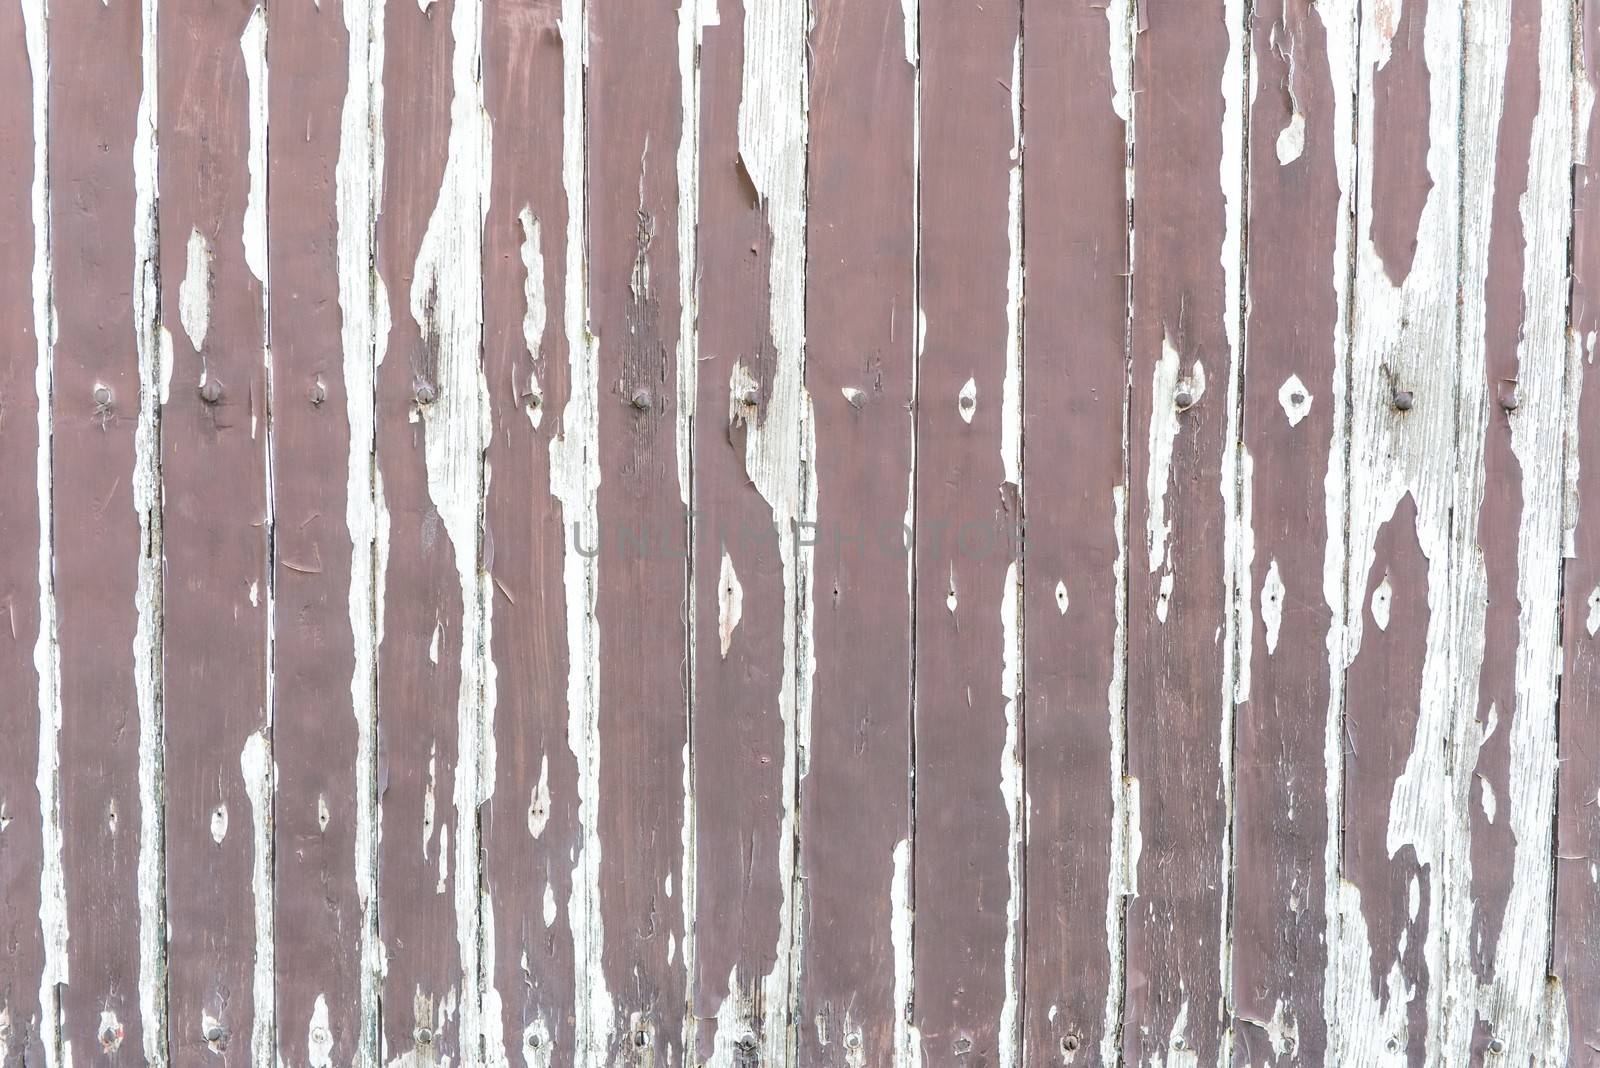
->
(691, 1), (796, 1059)
(911, 0), (1022, 1061)
(266, 0), (369, 1061)
(1556, 0), (1600, 1057)
(1017, 1), (1128, 1063)
(588, 0), (690, 1060)
(479, 0), (578, 1062)
(1369, 0), (1434, 286)
(374, 0), (466, 1059)
(1229, 1), (1341, 1063)
(796, 0), (916, 1061)
(1343, 499), (1431, 1066)
(0, 0), (45, 1058)
(49, 0), (160, 1059)
(1121, 2), (1238, 1063)
(158, 0), (272, 1056)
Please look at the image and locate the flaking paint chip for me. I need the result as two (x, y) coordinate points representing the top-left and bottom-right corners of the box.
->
(1055, 580), (1068, 616)
(1278, 374), (1312, 427)
(1587, 586), (1600, 638)
(719, 551), (743, 657)
(958, 378), (977, 423)
(1371, 575), (1393, 632)
(842, 387), (865, 409)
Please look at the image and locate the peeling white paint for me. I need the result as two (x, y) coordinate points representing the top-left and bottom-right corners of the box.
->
(1156, 571), (1174, 623)
(1370, 575), (1392, 632)
(957, 376), (976, 424)
(241, 732), (273, 1068)
(1262, 558), (1285, 655)
(891, 837), (921, 1068)
(718, 549), (743, 657)
(1102, 485), (1131, 1068)
(1275, 111), (1306, 166)
(899, 0), (916, 66)
(518, 207), (546, 427)
(553, 1), (615, 1060)
(1278, 373), (1313, 427)
(240, 6), (267, 284)
(307, 994), (334, 1068)
(211, 803), (229, 844)
(133, 0), (167, 1056)
(335, 0), (388, 1056)
(1145, 336), (1205, 573)
(1055, 580), (1068, 616)
(528, 754), (550, 839)
(179, 227), (212, 353)
(999, 562), (1023, 1068)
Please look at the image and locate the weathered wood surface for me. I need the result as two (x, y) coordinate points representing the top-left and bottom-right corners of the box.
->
(5, 1), (1600, 1065)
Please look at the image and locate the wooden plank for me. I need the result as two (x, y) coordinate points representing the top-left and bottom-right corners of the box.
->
(1555, 0), (1600, 1058)
(0, 0), (48, 1058)
(374, 0), (494, 1057)
(1456, 0), (1572, 1059)
(795, 0), (917, 1061)
(478, 0), (578, 1062)
(910, 0), (1023, 1062)
(1016, 1), (1130, 1063)
(1326, 0), (1468, 1060)
(1121, 0), (1244, 1061)
(266, 0), (383, 1061)
(157, 0), (272, 1057)
(1228, 0), (1346, 1062)
(586, 0), (692, 1061)
(49, 0), (166, 1059)
(690, 0), (810, 1061)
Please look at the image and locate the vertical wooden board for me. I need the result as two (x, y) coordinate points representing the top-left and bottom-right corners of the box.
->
(157, 0), (272, 1057)
(588, 0), (690, 1061)
(1556, 0), (1600, 1057)
(479, 0), (578, 1061)
(911, 0), (1022, 1063)
(267, 0), (379, 1062)
(49, 0), (164, 1059)
(691, 0), (809, 1061)
(1017, 1), (1129, 1063)
(1229, 0), (1342, 1062)
(1327, 0), (1466, 1059)
(796, 0), (916, 1062)
(0, 0), (46, 1057)
(1457, 0), (1571, 1060)
(1121, 0), (1242, 1061)
(374, 0), (493, 1057)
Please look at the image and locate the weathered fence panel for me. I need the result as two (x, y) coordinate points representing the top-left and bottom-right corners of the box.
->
(4, 1), (1598, 1065)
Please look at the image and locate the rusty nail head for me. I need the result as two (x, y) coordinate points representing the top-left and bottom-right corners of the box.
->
(1501, 390), (1519, 412)
(1175, 388), (1195, 410)
(199, 380), (223, 405)
(100, 1026), (118, 1045)
(1393, 388), (1414, 411)
(1489, 1037), (1506, 1055)
(736, 1032), (757, 1053)
(634, 1028), (650, 1048)
(526, 1032), (542, 1049)
(93, 385), (112, 406)
(528, 392), (542, 408)
(844, 1033), (862, 1052)
(415, 382), (436, 406)
(631, 388), (653, 411)
(310, 383), (326, 406)
(1062, 1035), (1081, 1053)
(741, 386), (760, 406)
(415, 1027), (434, 1046)
(204, 1024), (224, 1043)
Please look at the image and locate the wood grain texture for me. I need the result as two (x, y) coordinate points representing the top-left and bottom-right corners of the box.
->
(49, 0), (165, 1060)
(1556, 1), (1600, 1061)
(0, 0), (46, 1057)
(589, 0), (691, 1059)
(911, 0), (1023, 1061)
(4, 3), (1595, 1065)
(1017, 0), (1129, 1063)
(796, 0), (916, 1062)
(1122, 0), (1242, 1062)
(479, 0), (576, 1062)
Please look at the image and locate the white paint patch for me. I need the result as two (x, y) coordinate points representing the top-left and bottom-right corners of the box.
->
(1586, 586), (1600, 637)
(336, 0), (388, 1058)
(1104, 0), (1132, 122)
(241, 732), (274, 1068)
(133, 0), (167, 1055)
(946, 564), (958, 614)
(528, 754), (551, 838)
(1102, 486), (1131, 1068)
(1276, 110), (1306, 165)
(1479, 774), (1497, 825)
(308, 994), (334, 1067)
(211, 803), (229, 844)
(718, 550), (743, 657)
(543, 882), (557, 928)
(98, 1010), (124, 1053)
(1145, 335), (1205, 572)
(1370, 575), (1392, 632)
(518, 207), (546, 427)
(240, 6), (267, 283)
(179, 227), (212, 353)
(521, 1018), (553, 1068)
(957, 376), (976, 423)
(891, 838), (922, 1067)
(899, 0), (916, 65)
(1055, 580), (1068, 616)
(841, 386), (865, 408)
(1278, 373), (1313, 427)
(999, 559), (1023, 1068)
(1156, 571), (1174, 623)
(1261, 559), (1285, 654)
